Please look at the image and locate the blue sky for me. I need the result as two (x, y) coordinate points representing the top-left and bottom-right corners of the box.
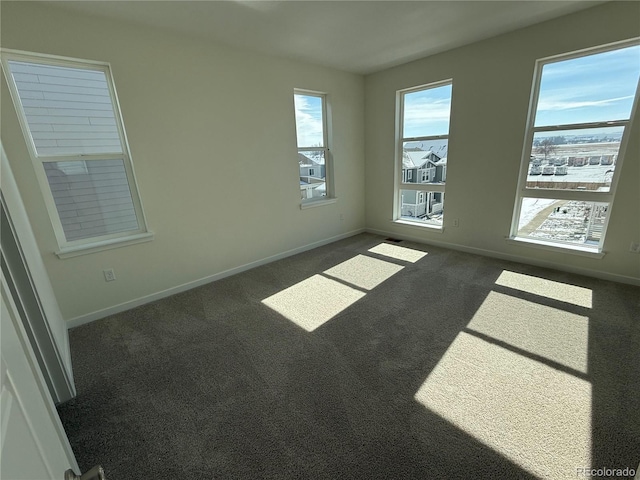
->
(402, 84), (452, 138)
(535, 44), (640, 127)
(294, 93), (324, 148)
(296, 44), (638, 146)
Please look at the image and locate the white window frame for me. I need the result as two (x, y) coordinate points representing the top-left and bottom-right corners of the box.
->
(1, 49), (152, 258)
(394, 80), (452, 229)
(509, 39), (640, 256)
(294, 89), (335, 208)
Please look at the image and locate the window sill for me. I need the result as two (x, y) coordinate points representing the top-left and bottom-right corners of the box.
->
(55, 232), (154, 259)
(300, 198), (337, 210)
(392, 219), (444, 233)
(506, 236), (605, 259)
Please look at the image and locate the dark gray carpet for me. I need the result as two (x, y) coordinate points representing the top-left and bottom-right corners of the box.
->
(58, 233), (640, 479)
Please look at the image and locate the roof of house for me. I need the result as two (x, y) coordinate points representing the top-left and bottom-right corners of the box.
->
(404, 147), (448, 169)
(418, 160), (439, 169)
(404, 139), (448, 157)
(298, 152), (321, 166)
(403, 151), (415, 168)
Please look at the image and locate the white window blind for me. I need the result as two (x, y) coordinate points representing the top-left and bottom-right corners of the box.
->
(8, 61), (122, 156)
(44, 160), (138, 241)
(2, 51), (149, 253)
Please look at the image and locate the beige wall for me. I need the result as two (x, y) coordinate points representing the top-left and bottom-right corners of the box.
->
(2, 2), (639, 326)
(365, 1), (640, 283)
(1, 2), (365, 321)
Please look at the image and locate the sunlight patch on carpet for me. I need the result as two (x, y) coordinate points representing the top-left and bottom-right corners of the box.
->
(467, 291), (589, 373)
(495, 271), (592, 308)
(368, 243), (427, 263)
(262, 275), (365, 332)
(323, 254), (404, 290)
(415, 332), (591, 479)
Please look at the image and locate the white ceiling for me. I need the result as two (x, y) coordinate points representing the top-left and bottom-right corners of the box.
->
(46, 1), (606, 74)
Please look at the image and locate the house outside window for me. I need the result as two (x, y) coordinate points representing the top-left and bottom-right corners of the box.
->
(294, 90), (333, 204)
(396, 80), (452, 228)
(1, 50), (151, 257)
(510, 40), (640, 254)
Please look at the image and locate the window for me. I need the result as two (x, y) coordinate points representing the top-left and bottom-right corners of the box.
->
(1, 50), (151, 256)
(396, 80), (452, 227)
(511, 41), (640, 253)
(294, 90), (332, 204)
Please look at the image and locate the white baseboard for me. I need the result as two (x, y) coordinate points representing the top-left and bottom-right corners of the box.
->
(366, 227), (640, 287)
(67, 228), (365, 328)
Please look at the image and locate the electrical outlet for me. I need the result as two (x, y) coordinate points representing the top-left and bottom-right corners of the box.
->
(630, 242), (640, 254)
(339, 213), (344, 221)
(103, 268), (116, 282)
(452, 218), (459, 227)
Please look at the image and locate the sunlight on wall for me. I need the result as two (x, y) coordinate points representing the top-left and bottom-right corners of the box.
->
(368, 243), (427, 263)
(467, 291), (589, 372)
(323, 254), (404, 290)
(262, 274), (365, 332)
(415, 332), (592, 479)
(495, 271), (592, 308)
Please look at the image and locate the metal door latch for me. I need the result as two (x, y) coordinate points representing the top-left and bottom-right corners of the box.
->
(65, 466), (106, 480)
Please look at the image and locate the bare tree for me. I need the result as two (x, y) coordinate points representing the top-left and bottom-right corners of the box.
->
(300, 143), (325, 163)
(536, 138), (557, 162)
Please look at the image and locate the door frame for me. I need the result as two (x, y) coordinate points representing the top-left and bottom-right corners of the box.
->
(1, 143), (76, 404)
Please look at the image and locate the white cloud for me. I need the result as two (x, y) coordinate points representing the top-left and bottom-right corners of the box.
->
(404, 97), (451, 123)
(294, 94), (324, 147)
(537, 94), (635, 112)
(403, 97), (451, 137)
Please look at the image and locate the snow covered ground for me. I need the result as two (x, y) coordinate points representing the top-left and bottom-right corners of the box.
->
(518, 199), (606, 246)
(518, 198), (558, 229)
(548, 141), (620, 158)
(526, 201), (599, 245)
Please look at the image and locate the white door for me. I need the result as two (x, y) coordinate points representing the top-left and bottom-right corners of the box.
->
(1, 270), (79, 479)
(1, 138), (79, 477)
